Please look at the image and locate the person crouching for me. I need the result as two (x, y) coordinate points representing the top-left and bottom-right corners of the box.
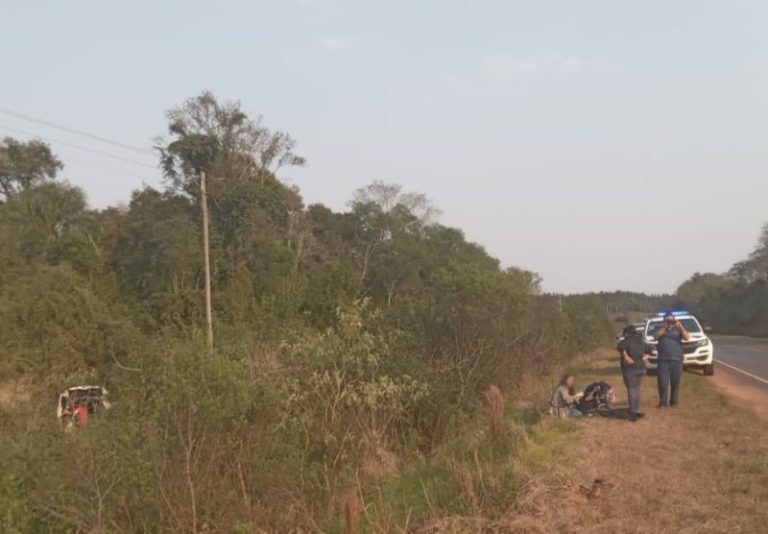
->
(549, 374), (584, 418)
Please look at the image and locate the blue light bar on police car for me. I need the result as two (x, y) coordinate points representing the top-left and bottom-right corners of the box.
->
(655, 310), (690, 317)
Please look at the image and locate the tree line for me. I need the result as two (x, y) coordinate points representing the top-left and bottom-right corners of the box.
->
(677, 224), (768, 336)
(0, 92), (607, 532)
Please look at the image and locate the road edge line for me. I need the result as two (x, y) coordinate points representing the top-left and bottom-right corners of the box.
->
(716, 359), (768, 386)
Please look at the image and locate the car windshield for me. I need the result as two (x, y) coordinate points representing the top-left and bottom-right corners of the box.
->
(646, 318), (702, 337)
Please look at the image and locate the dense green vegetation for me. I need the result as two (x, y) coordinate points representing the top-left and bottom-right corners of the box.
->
(0, 93), (607, 532)
(677, 224), (768, 336)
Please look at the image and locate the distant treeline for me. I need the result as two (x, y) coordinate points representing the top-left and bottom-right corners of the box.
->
(677, 224), (768, 337)
(545, 291), (678, 325)
(572, 291), (677, 315)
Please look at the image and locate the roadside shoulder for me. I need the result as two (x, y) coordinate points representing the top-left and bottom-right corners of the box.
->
(710, 361), (768, 420)
(510, 351), (768, 533)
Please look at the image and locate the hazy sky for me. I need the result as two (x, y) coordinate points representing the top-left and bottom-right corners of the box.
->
(2, 0), (767, 294)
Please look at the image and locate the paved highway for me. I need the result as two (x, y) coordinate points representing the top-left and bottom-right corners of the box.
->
(712, 335), (768, 387)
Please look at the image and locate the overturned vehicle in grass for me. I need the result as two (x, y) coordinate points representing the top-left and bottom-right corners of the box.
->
(57, 385), (111, 429)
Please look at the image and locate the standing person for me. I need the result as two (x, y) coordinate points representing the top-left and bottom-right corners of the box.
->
(617, 325), (653, 421)
(654, 312), (690, 407)
(549, 374), (584, 418)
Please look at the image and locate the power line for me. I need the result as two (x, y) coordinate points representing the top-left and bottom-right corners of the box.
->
(63, 155), (159, 182)
(0, 124), (158, 170)
(0, 106), (156, 156)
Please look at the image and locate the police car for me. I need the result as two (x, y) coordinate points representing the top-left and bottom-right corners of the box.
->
(643, 311), (715, 376)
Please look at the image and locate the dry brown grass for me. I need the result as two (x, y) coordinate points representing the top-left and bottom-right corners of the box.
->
(510, 353), (768, 533)
(360, 352), (768, 533)
(0, 379), (31, 409)
(485, 385), (506, 437)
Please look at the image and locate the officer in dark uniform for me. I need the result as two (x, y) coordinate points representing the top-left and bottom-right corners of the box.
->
(617, 324), (654, 421)
(653, 312), (690, 407)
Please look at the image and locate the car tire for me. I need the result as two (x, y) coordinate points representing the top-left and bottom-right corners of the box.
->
(646, 369), (657, 377)
(703, 364), (714, 376)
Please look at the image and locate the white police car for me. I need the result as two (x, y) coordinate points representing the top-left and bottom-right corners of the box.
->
(643, 311), (715, 376)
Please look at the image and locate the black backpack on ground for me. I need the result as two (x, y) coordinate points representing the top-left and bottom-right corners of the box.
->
(576, 382), (613, 415)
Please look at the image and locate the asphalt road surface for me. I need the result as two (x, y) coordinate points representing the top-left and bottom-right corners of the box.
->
(712, 335), (768, 389)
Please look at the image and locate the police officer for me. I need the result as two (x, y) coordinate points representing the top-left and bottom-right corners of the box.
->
(654, 312), (690, 407)
(617, 325), (654, 421)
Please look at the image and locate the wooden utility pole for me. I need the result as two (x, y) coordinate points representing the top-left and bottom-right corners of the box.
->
(200, 170), (214, 351)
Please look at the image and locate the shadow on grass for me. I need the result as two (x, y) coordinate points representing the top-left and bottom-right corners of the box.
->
(593, 406), (631, 420)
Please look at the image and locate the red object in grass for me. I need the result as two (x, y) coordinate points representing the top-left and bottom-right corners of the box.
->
(74, 404), (89, 428)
